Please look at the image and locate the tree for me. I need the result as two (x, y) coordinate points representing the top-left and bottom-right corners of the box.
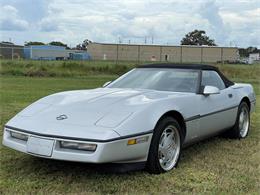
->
(76, 39), (92, 50)
(181, 30), (217, 46)
(239, 47), (259, 57)
(25, 41), (45, 46)
(49, 41), (69, 49)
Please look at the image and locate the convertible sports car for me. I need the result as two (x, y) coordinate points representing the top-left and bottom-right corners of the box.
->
(3, 64), (256, 173)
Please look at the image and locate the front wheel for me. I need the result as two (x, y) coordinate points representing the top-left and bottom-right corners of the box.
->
(146, 117), (183, 174)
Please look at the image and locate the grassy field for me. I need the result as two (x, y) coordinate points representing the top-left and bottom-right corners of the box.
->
(0, 60), (259, 194)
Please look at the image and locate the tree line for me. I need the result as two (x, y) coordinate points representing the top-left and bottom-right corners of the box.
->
(24, 39), (92, 50)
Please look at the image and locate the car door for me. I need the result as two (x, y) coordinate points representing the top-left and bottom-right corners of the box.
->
(197, 70), (238, 137)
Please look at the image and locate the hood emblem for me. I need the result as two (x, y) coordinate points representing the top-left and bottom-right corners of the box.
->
(56, 114), (68, 120)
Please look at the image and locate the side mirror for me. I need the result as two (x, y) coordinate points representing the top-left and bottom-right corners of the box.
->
(103, 81), (111, 87)
(203, 85), (220, 95)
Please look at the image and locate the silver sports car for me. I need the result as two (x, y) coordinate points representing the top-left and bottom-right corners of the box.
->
(2, 64), (256, 173)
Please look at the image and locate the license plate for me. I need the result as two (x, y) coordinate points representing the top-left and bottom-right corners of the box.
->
(27, 136), (54, 157)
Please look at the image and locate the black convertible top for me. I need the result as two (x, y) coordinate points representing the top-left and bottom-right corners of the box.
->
(139, 63), (218, 70)
(138, 63), (234, 87)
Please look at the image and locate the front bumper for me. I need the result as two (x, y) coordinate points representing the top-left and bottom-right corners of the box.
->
(2, 127), (153, 163)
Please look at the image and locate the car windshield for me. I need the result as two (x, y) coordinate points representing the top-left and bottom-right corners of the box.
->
(108, 68), (199, 93)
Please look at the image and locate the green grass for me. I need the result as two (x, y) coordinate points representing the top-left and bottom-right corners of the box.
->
(0, 60), (137, 77)
(0, 61), (260, 194)
(1, 59), (260, 80)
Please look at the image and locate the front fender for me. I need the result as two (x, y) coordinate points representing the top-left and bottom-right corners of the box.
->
(114, 94), (199, 136)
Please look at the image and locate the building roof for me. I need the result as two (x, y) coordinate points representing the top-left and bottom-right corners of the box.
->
(0, 42), (23, 48)
(24, 45), (66, 50)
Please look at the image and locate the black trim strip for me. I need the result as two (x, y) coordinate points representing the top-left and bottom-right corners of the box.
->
(197, 70), (203, 94)
(185, 115), (201, 122)
(4, 125), (153, 143)
(185, 105), (239, 122)
(201, 105), (238, 118)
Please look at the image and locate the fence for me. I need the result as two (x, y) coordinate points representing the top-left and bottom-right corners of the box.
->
(0, 46), (25, 60)
(88, 43), (239, 64)
(0, 47), (92, 61)
(0, 45), (239, 64)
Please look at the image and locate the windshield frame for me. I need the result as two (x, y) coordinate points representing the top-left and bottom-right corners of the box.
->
(106, 68), (202, 94)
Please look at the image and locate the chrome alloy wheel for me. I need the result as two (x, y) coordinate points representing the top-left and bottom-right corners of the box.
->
(158, 125), (181, 171)
(239, 106), (249, 138)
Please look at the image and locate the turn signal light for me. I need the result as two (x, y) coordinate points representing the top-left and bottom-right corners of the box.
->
(127, 136), (149, 145)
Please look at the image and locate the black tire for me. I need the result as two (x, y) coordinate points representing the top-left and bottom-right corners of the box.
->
(146, 117), (183, 174)
(225, 102), (250, 139)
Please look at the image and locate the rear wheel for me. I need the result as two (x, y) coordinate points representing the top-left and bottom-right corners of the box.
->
(226, 102), (250, 139)
(146, 117), (183, 174)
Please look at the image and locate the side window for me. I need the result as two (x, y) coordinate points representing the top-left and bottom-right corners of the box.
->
(201, 71), (226, 90)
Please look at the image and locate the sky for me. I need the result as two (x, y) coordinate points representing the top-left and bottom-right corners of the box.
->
(0, 0), (259, 48)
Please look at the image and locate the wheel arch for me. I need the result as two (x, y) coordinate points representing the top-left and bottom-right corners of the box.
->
(155, 110), (186, 141)
(240, 96), (251, 111)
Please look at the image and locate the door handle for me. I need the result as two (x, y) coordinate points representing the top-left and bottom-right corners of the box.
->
(228, 94), (233, 98)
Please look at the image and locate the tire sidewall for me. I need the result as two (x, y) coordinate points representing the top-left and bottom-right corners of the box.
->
(236, 102), (250, 138)
(147, 117), (183, 173)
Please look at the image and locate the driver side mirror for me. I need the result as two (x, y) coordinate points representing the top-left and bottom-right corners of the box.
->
(103, 81), (111, 87)
(203, 85), (220, 95)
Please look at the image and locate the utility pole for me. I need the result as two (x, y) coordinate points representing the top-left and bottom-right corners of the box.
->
(138, 45), (140, 63)
(116, 44), (119, 65)
(180, 46), (183, 63)
(200, 47), (203, 64)
(11, 47), (14, 60)
(221, 47), (224, 65)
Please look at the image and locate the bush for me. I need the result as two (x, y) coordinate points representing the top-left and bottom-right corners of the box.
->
(2, 69), (24, 76)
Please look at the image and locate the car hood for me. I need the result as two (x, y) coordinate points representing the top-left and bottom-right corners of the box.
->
(6, 88), (186, 138)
